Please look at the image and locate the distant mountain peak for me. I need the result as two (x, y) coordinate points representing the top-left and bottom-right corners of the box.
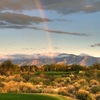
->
(79, 53), (91, 57)
(0, 53), (99, 66)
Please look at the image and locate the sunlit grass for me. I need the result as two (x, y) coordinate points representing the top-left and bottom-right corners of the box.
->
(0, 93), (71, 100)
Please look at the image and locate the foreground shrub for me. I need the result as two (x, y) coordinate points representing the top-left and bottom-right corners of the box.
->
(76, 89), (94, 100)
(3, 81), (34, 93)
(58, 88), (68, 96)
(78, 79), (87, 85)
(90, 79), (99, 85)
(95, 93), (100, 100)
(67, 85), (75, 94)
(91, 85), (100, 93)
(74, 82), (81, 90)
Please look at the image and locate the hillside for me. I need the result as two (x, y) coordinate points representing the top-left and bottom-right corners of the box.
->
(0, 53), (100, 66)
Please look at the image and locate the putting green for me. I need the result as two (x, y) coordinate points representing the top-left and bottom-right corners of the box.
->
(0, 93), (70, 100)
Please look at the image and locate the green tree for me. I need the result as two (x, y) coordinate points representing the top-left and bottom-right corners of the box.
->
(0, 60), (18, 75)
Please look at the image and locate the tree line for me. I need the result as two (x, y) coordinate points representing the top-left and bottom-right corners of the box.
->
(0, 60), (100, 75)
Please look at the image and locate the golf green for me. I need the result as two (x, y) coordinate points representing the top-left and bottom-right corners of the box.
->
(0, 93), (69, 100)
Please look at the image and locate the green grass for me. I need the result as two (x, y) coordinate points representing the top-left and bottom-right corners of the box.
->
(0, 93), (70, 100)
(35, 71), (76, 76)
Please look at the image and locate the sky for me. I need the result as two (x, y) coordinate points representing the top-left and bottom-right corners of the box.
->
(0, 0), (100, 57)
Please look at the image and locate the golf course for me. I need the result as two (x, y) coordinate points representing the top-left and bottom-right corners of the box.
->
(0, 93), (71, 100)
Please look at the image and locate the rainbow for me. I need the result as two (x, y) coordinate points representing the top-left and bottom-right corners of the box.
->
(35, 0), (55, 62)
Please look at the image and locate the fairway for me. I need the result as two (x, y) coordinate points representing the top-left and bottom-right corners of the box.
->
(0, 93), (69, 100)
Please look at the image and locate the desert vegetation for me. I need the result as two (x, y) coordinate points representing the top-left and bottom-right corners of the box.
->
(0, 60), (100, 100)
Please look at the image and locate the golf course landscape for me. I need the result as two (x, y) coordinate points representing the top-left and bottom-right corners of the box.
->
(0, 61), (100, 100)
(0, 93), (70, 100)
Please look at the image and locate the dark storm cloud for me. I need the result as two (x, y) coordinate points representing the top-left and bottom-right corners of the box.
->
(0, 13), (52, 25)
(0, 0), (100, 14)
(91, 43), (100, 47)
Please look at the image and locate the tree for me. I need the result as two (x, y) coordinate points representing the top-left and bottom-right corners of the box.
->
(0, 60), (18, 75)
(67, 64), (85, 71)
(89, 63), (100, 70)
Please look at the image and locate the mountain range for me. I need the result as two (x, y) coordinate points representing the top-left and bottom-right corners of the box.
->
(0, 53), (100, 66)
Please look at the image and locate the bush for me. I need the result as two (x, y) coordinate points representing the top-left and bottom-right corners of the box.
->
(95, 93), (100, 100)
(67, 85), (75, 94)
(90, 79), (99, 85)
(74, 82), (81, 90)
(67, 64), (85, 71)
(65, 77), (71, 83)
(58, 88), (69, 96)
(78, 79), (87, 85)
(76, 89), (94, 100)
(2, 81), (34, 93)
(90, 63), (100, 70)
(91, 85), (100, 93)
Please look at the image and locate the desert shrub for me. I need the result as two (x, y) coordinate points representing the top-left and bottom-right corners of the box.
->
(30, 87), (41, 93)
(52, 81), (59, 86)
(79, 71), (85, 76)
(0, 87), (3, 92)
(3, 81), (34, 93)
(82, 85), (90, 91)
(91, 85), (100, 93)
(69, 74), (75, 79)
(29, 76), (45, 85)
(43, 88), (56, 94)
(42, 86), (56, 94)
(58, 88), (75, 98)
(78, 79), (87, 85)
(8, 87), (20, 93)
(74, 82), (81, 90)
(0, 75), (6, 82)
(0, 82), (4, 88)
(95, 93), (100, 100)
(65, 77), (71, 83)
(90, 79), (99, 85)
(76, 89), (94, 100)
(18, 82), (34, 93)
(67, 85), (75, 94)
(58, 88), (68, 96)
(21, 74), (30, 82)
(13, 76), (24, 82)
(55, 77), (64, 83)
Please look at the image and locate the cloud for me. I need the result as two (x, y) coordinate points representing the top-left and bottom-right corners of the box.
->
(13, 26), (88, 36)
(0, 12), (52, 25)
(31, 27), (89, 36)
(42, 0), (100, 14)
(0, 0), (37, 11)
(55, 19), (72, 22)
(54, 47), (59, 50)
(1, 24), (89, 36)
(0, 21), (6, 25)
(0, 0), (100, 14)
(21, 48), (34, 50)
(91, 43), (100, 47)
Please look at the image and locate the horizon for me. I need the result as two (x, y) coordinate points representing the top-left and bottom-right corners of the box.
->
(0, 52), (100, 58)
(0, 0), (100, 57)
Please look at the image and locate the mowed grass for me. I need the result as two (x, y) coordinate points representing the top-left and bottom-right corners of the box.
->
(0, 93), (70, 100)
(35, 71), (78, 76)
